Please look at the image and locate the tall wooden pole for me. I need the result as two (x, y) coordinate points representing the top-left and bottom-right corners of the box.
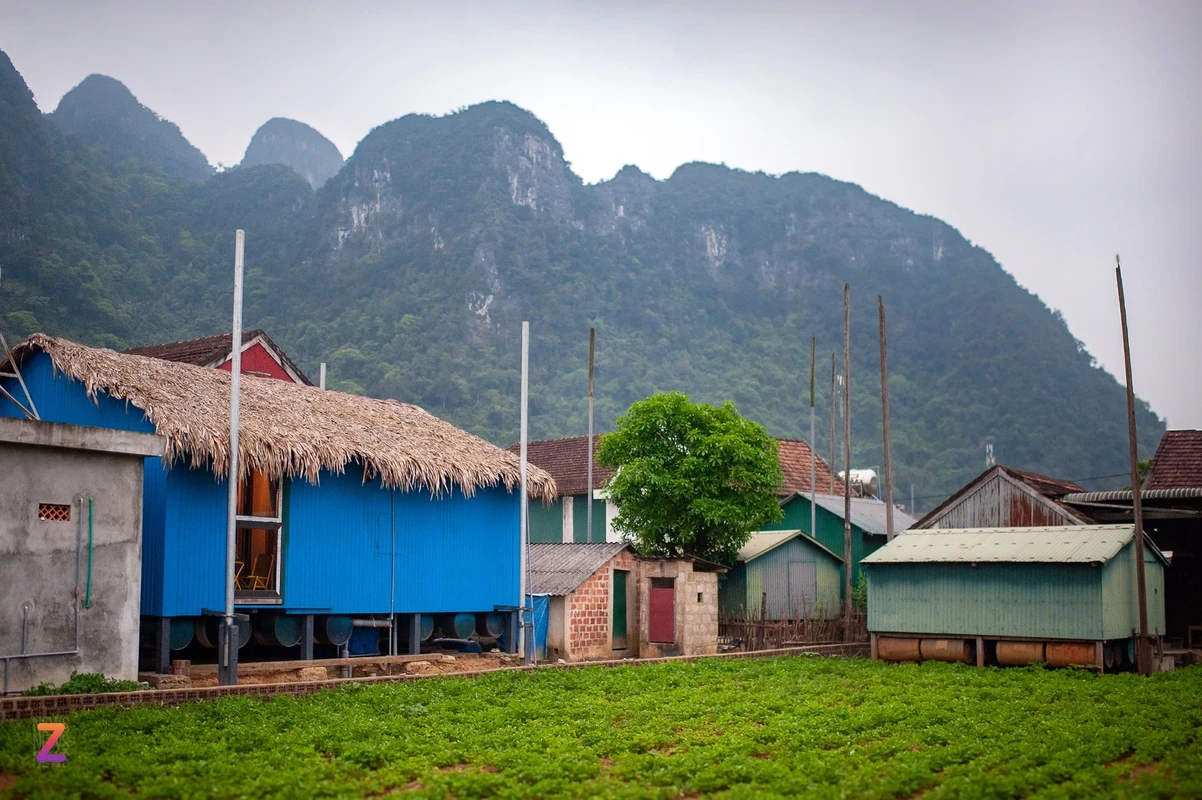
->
(810, 337), (817, 539)
(587, 328), (595, 543)
(1116, 257), (1151, 675)
(842, 284), (853, 635)
(829, 352), (837, 495)
(878, 297), (896, 541)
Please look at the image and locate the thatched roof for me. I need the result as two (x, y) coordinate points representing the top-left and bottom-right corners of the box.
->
(12, 334), (556, 501)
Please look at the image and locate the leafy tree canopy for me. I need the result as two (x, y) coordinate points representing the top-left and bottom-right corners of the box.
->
(597, 392), (784, 565)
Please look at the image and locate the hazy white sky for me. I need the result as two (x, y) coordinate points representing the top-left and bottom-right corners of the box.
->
(4, 0), (1199, 427)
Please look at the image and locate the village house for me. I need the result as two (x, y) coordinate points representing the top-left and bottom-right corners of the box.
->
(1, 334), (555, 680)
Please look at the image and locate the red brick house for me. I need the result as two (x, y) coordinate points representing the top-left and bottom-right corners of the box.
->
(528, 543), (724, 661)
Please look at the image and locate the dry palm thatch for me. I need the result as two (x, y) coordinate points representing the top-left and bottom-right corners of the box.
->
(15, 334), (556, 501)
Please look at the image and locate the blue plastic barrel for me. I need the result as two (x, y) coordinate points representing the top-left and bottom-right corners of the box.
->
(475, 612), (506, 638)
(436, 613), (476, 639)
(169, 618), (195, 650)
(314, 615), (354, 647)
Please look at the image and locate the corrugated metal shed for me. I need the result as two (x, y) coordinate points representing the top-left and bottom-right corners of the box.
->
(529, 542), (628, 595)
(864, 525), (1169, 566)
(739, 530), (841, 562)
(865, 524), (1168, 640)
(808, 494), (918, 535)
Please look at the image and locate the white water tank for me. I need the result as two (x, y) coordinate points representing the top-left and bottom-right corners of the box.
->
(838, 469), (880, 498)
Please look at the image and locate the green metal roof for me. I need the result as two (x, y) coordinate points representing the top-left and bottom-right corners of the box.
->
(738, 530), (842, 563)
(861, 524), (1169, 566)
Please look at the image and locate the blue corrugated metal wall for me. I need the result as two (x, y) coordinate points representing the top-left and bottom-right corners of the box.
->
(140, 458), (167, 616)
(392, 484), (520, 614)
(284, 470), (393, 613)
(0, 352), (156, 433)
(160, 466), (228, 616)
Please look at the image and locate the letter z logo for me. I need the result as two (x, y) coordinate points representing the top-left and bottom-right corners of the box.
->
(36, 722), (66, 763)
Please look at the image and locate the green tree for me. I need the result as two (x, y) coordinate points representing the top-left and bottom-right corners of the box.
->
(597, 392), (784, 565)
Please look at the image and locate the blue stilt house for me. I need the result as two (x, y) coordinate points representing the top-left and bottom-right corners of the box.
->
(1, 334), (556, 668)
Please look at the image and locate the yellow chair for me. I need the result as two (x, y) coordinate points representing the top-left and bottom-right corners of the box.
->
(245, 553), (274, 591)
(234, 560), (245, 590)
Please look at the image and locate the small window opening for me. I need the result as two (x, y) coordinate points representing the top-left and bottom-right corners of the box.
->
(39, 503), (71, 522)
(697, 592), (703, 603)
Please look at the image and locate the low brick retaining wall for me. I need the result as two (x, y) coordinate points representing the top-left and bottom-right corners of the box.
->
(0, 642), (869, 721)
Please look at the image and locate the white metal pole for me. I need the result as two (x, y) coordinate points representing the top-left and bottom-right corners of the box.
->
(519, 321), (530, 664)
(319, 362), (327, 390)
(221, 229), (245, 686)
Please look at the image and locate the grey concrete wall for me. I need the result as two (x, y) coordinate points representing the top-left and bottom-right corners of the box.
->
(636, 559), (721, 659)
(0, 419), (159, 693)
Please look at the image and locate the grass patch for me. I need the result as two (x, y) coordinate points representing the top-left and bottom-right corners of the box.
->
(1, 658), (1199, 798)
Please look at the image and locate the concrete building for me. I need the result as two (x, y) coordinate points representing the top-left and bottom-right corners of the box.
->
(528, 543), (636, 662)
(0, 416), (160, 693)
(862, 525), (1167, 670)
(527, 543), (724, 661)
(637, 557), (724, 659)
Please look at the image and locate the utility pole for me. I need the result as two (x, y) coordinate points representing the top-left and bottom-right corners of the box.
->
(1116, 257), (1151, 676)
(809, 337), (816, 539)
(220, 230), (245, 687)
(829, 352), (837, 495)
(842, 284), (853, 637)
(878, 297), (895, 541)
(587, 328), (595, 543)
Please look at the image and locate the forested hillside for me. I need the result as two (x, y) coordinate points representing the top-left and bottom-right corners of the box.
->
(0, 50), (1164, 508)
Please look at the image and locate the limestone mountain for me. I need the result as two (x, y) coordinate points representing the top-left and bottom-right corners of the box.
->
(241, 117), (343, 189)
(50, 74), (212, 182)
(0, 50), (1165, 506)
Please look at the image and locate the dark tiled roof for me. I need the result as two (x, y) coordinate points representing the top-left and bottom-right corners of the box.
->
(999, 466), (1085, 498)
(528, 542), (629, 595)
(509, 436), (614, 496)
(1144, 430), (1202, 490)
(777, 439), (842, 495)
(512, 435), (839, 498)
(121, 330), (312, 385)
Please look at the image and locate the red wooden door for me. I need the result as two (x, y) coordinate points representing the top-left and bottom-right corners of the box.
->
(649, 582), (675, 643)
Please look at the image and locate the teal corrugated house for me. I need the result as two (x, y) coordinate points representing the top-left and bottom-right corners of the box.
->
(720, 493), (917, 619)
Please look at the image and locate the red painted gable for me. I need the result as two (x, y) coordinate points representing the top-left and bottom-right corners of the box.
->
(215, 342), (297, 383)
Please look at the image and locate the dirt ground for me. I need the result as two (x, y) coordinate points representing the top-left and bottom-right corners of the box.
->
(176, 652), (516, 688)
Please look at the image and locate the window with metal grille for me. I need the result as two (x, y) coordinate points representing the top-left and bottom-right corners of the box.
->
(38, 503), (71, 522)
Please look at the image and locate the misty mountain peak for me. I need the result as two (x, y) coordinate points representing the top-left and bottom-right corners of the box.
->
(241, 117), (343, 189)
(51, 73), (212, 183)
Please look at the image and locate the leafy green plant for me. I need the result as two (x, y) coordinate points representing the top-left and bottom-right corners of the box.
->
(598, 391), (784, 565)
(852, 568), (868, 611)
(2, 657), (1198, 798)
(22, 671), (146, 696)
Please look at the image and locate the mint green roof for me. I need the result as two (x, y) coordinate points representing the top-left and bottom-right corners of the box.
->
(738, 530), (841, 563)
(861, 524), (1168, 566)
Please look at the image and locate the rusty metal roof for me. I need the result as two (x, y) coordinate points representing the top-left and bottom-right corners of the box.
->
(861, 524), (1167, 566)
(528, 542), (628, 595)
(738, 530), (841, 563)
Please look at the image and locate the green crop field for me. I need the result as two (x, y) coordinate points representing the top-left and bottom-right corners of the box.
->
(1, 657), (1199, 798)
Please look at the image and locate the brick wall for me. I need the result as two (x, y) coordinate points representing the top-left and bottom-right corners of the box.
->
(565, 550), (635, 661)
